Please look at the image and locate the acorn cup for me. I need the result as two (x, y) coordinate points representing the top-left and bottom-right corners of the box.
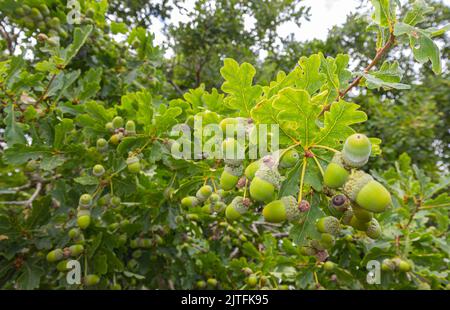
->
(112, 116), (124, 129)
(249, 165), (281, 202)
(316, 216), (341, 236)
(366, 218), (382, 239)
(96, 138), (108, 152)
(342, 133), (371, 168)
(79, 194), (92, 208)
(225, 196), (247, 221)
(126, 156), (141, 173)
(343, 170), (391, 213)
(92, 164), (105, 177)
(220, 165), (243, 190)
(196, 185), (213, 202)
(262, 196), (304, 223)
(46, 249), (64, 262)
(125, 120), (136, 136)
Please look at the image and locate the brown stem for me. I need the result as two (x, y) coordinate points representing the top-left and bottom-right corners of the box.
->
(36, 74), (57, 106)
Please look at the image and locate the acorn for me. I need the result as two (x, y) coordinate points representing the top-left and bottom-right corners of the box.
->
(342, 133), (371, 168)
(280, 149), (300, 168)
(181, 196), (200, 208)
(105, 122), (114, 132)
(110, 133), (123, 144)
(262, 196), (302, 223)
(320, 233), (336, 249)
(96, 138), (108, 151)
(69, 245), (84, 257)
(323, 162), (349, 189)
(247, 275), (258, 287)
(381, 258), (396, 271)
(219, 117), (246, 137)
(68, 228), (80, 239)
(126, 156), (141, 173)
(79, 194), (92, 208)
(249, 165), (280, 202)
(77, 210), (91, 230)
(349, 216), (369, 231)
(352, 204), (373, 223)
(125, 120), (136, 136)
(196, 280), (206, 289)
(84, 274), (100, 286)
(300, 246), (317, 256)
(341, 208), (353, 225)
(196, 185), (213, 202)
(56, 260), (70, 272)
(343, 170), (391, 213)
(46, 249), (64, 262)
(207, 278), (218, 287)
(323, 261), (336, 271)
(366, 218), (382, 239)
(112, 116), (124, 129)
(316, 216), (340, 236)
(225, 196), (247, 221)
(92, 164), (105, 177)
(220, 165), (243, 191)
(245, 160), (260, 180)
(110, 196), (121, 207)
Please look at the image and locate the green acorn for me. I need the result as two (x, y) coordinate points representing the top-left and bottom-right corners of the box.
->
(381, 258), (396, 272)
(48, 17), (61, 29)
(196, 185), (213, 201)
(125, 120), (136, 136)
(105, 122), (114, 132)
(225, 196), (247, 221)
(213, 201), (227, 213)
(207, 278), (218, 287)
(352, 204), (373, 223)
(112, 116), (124, 129)
(68, 228), (80, 239)
(96, 138), (108, 151)
(181, 196), (199, 208)
(245, 160), (260, 180)
(280, 149), (299, 168)
(343, 170), (391, 213)
(341, 208), (353, 225)
(316, 216), (340, 236)
(249, 165), (280, 202)
(209, 193), (220, 203)
(69, 245), (84, 257)
(56, 260), (70, 272)
(323, 162), (349, 188)
(393, 258), (412, 272)
(92, 164), (105, 177)
(366, 218), (382, 239)
(84, 274), (100, 286)
(46, 249), (64, 262)
(196, 280), (206, 289)
(220, 165), (242, 190)
(342, 133), (371, 168)
(262, 196), (301, 223)
(247, 274), (258, 287)
(110, 133), (123, 144)
(349, 216), (369, 231)
(110, 196), (121, 207)
(31, 8), (43, 21)
(220, 117), (247, 137)
(39, 4), (50, 16)
(77, 210), (91, 230)
(126, 156), (141, 173)
(323, 261), (336, 271)
(79, 194), (92, 208)
(320, 233), (336, 249)
(300, 246), (317, 256)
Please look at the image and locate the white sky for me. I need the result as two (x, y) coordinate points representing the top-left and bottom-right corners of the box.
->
(150, 0), (450, 58)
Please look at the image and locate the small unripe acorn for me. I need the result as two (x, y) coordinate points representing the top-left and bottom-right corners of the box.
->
(196, 280), (206, 289)
(84, 274), (100, 286)
(68, 228), (80, 239)
(79, 194), (92, 207)
(342, 133), (371, 167)
(225, 197), (247, 221)
(77, 214), (91, 229)
(207, 278), (218, 287)
(125, 120), (136, 136)
(280, 149), (300, 168)
(320, 233), (335, 249)
(126, 156), (141, 173)
(300, 246), (317, 256)
(249, 171), (277, 202)
(209, 193), (220, 203)
(220, 165), (242, 191)
(105, 122), (114, 132)
(112, 116), (124, 129)
(46, 249), (64, 262)
(316, 216), (340, 236)
(37, 33), (48, 42)
(298, 200), (311, 212)
(110, 133), (123, 144)
(330, 194), (349, 211)
(381, 258), (396, 272)
(247, 275), (258, 287)
(352, 204), (373, 223)
(262, 196), (300, 223)
(196, 185), (213, 201)
(323, 261), (336, 271)
(92, 164), (105, 177)
(366, 218), (382, 239)
(56, 260), (70, 272)
(69, 245), (84, 257)
(181, 196), (199, 208)
(245, 160), (260, 180)
(96, 138), (108, 151)
(395, 259), (411, 272)
(219, 117), (239, 137)
(349, 216), (369, 231)
(324, 163), (349, 188)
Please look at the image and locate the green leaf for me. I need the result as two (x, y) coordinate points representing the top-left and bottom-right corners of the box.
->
(403, 0), (433, 26)
(319, 53), (340, 103)
(220, 58), (262, 116)
(394, 23), (442, 74)
(290, 205), (325, 246)
(61, 25), (93, 66)
(26, 196), (51, 228)
(296, 54), (326, 95)
(74, 176), (99, 186)
(4, 104), (26, 146)
(3, 144), (53, 165)
(54, 119), (74, 149)
(273, 88), (321, 146)
(110, 22), (128, 34)
(313, 100), (367, 147)
(74, 68), (103, 102)
(153, 107), (182, 136)
(363, 72), (411, 90)
(93, 253), (108, 275)
(16, 262), (44, 290)
(5, 52), (26, 88)
(371, 0), (397, 27)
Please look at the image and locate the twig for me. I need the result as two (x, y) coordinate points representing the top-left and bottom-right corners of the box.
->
(36, 74), (57, 105)
(321, 33), (396, 114)
(0, 22), (14, 55)
(253, 221), (282, 228)
(1, 182), (42, 208)
(229, 247), (239, 259)
(167, 79), (184, 96)
(272, 232), (289, 238)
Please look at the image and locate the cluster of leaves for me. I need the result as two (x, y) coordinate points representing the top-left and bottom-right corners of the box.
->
(0, 0), (448, 290)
